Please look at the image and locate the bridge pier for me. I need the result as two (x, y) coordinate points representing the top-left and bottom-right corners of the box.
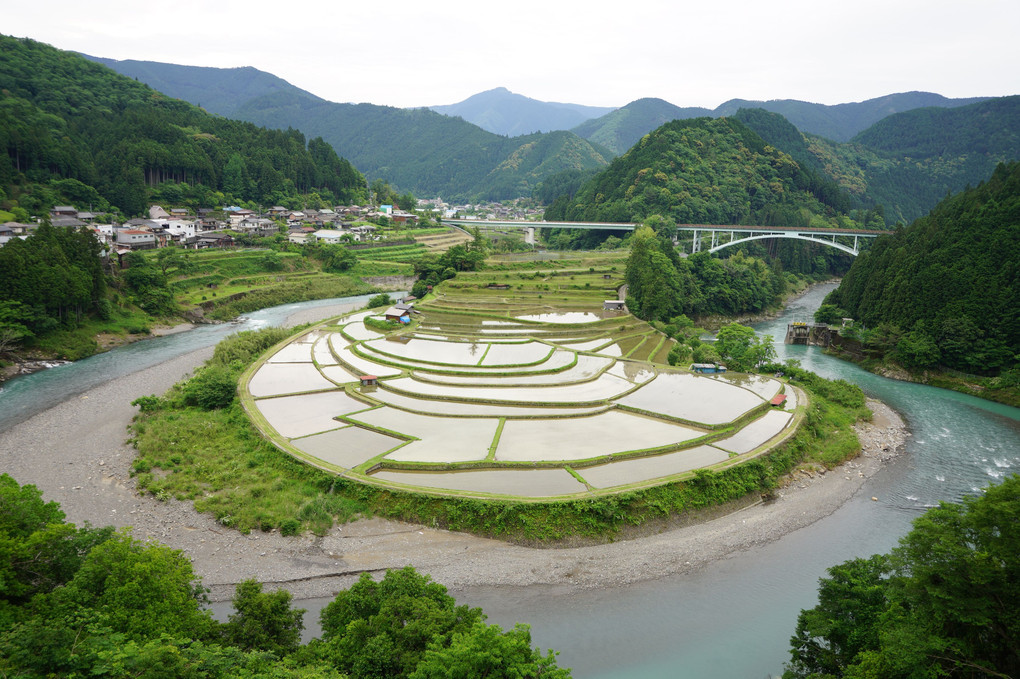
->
(524, 227), (535, 246)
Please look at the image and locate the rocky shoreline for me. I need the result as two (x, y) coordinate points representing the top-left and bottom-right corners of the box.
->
(0, 303), (908, 603)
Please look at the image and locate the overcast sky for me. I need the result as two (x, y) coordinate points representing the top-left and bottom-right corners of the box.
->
(6, 0), (1019, 109)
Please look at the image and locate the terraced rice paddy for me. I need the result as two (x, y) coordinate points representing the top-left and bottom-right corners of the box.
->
(241, 270), (805, 499)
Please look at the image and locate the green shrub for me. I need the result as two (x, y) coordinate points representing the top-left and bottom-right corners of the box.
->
(181, 365), (237, 410)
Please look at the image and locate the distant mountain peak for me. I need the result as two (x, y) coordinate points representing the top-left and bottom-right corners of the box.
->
(430, 88), (615, 137)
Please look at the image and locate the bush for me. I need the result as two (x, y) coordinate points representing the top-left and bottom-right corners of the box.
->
(366, 293), (392, 309)
(667, 343), (693, 366)
(181, 365), (237, 410)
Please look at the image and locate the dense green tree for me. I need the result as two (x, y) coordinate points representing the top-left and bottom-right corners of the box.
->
(318, 244), (357, 273)
(0, 477), (567, 677)
(223, 579), (305, 656)
(0, 35), (366, 217)
(714, 322), (777, 371)
(314, 567), (485, 678)
(625, 225), (698, 322)
(409, 622), (571, 679)
(784, 475), (1020, 678)
(785, 555), (891, 677)
(814, 304), (849, 325)
(44, 531), (216, 642)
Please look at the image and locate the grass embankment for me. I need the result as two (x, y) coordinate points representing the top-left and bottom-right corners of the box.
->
(129, 327), (870, 543)
(24, 306), (156, 360)
(818, 333), (1020, 408)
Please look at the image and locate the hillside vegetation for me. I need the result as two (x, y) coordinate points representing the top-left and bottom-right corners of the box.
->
(546, 117), (859, 227)
(0, 35), (366, 218)
(86, 56), (613, 202)
(711, 99), (1020, 224)
(235, 94), (614, 201)
(824, 162), (1020, 382)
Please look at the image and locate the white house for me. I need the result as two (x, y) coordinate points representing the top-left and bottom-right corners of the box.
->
(165, 220), (197, 241)
(311, 229), (349, 245)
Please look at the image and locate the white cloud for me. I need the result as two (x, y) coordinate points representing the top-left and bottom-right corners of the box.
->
(4, 0), (1018, 108)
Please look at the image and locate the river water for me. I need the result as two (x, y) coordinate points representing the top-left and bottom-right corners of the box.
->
(2, 285), (1018, 678)
(452, 283), (1020, 678)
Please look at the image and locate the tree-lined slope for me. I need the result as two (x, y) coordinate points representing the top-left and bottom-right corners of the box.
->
(0, 36), (366, 216)
(83, 55), (312, 118)
(730, 98), (1020, 223)
(546, 117), (856, 226)
(825, 161), (1020, 375)
(86, 57), (612, 201)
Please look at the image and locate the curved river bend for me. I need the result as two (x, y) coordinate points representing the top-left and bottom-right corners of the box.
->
(1, 286), (1017, 677)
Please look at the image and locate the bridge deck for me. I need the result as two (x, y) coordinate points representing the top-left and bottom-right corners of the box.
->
(444, 219), (891, 237)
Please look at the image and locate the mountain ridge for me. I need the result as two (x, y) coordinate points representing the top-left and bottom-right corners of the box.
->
(429, 87), (615, 136)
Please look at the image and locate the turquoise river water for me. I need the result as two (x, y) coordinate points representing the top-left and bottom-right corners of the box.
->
(1, 285), (1017, 677)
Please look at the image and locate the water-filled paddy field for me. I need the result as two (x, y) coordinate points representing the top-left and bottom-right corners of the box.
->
(241, 282), (802, 498)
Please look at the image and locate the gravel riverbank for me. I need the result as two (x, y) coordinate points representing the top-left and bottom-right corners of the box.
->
(0, 302), (908, 603)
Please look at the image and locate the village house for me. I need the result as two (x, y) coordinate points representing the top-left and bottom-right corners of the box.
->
(228, 209), (255, 227)
(197, 232), (236, 248)
(2, 222), (35, 236)
(51, 216), (86, 228)
(311, 229), (350, 245)
(115, 229), (157, 250)
(383, 306), (412, 324)
(165, 220), (198, 244)
(391, 209), (418, 225)
(50, 205), (78, 218)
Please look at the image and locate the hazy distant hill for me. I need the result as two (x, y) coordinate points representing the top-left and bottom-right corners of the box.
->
(85, 58), (611, 201)
(573, 92), (993, 154)
(231, 91), (612, 201)
(83, 55), (318, 117)
(852, 95), (1020, 157)
(714, 91), (990, 141)
(570, 98), (713, 155)
(429, 87), (614, 136)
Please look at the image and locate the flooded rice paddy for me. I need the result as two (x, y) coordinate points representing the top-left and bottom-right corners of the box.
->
(243, 301), (800, 497)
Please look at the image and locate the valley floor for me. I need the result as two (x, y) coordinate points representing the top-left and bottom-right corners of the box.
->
(0, 300), (908, 603)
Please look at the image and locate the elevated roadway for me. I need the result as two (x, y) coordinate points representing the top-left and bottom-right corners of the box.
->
(444, 219), (893, 256)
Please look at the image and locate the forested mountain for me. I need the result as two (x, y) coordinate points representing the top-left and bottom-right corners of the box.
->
(824, 162), (1020, 376)
(429, 86), (614, 136)
(83, 55), (313, 118)
(87, 57), (612, 201)
(232, 92), (612, 201)
(0, 36), (366, 217)
(546, 117), (860, 227)
(733, 98), (1020, 223)
(713, 91), (989, 142)
(570, 98), (713, 155)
